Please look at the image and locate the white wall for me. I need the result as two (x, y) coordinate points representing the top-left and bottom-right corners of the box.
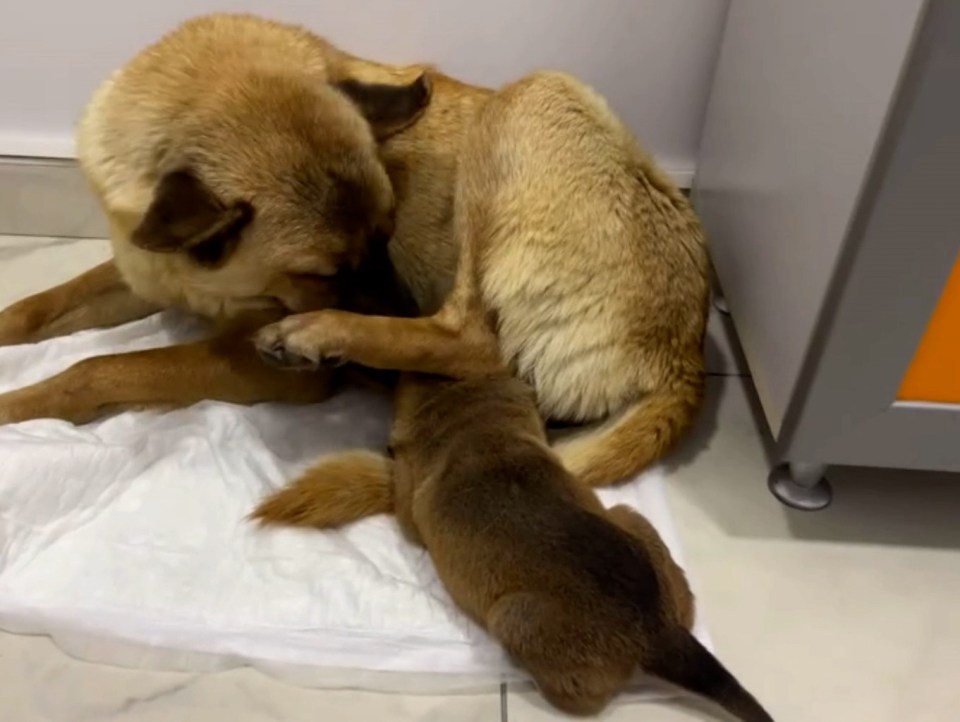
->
(0, 1), (728, 182)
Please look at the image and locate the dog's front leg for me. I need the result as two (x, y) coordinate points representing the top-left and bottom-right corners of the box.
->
(0, 331), (333, 425)
(0, 261), (159, 346)
(254, 308), (504, 380)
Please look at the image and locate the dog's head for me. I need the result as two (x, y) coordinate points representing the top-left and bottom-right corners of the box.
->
(126, 72), (430, 315)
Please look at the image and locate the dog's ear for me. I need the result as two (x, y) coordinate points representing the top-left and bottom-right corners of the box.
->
(131, 170), (253, 268)
(334, 73), (431, 140)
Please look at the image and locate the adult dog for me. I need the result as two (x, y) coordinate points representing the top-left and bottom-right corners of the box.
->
(0, 13), (709, 486)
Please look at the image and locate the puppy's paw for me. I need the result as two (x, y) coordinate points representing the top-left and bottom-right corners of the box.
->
(254, 312), (346, 371)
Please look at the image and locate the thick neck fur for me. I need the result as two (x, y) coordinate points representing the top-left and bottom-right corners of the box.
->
(378, 73), (494, 313)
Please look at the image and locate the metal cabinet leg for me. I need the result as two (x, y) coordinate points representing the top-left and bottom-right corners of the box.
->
(768, 461), (833, 511)
(712, 291), (731, 315)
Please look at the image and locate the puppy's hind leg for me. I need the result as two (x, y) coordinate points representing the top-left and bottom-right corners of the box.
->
(606, 504), (694, 630)
(390, 460), (426, 547)
(488, 593), (621, 716)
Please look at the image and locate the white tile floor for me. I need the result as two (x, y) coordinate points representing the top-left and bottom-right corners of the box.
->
(1, 236), (959, 721)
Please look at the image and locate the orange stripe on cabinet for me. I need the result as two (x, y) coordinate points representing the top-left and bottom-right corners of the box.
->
(898, 253), (960, 403)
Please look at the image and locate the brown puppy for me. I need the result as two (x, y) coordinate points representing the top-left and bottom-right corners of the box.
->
(254, 375), (771, 721)
(0, 13), (429, 421)
(0, 14), (708, 488)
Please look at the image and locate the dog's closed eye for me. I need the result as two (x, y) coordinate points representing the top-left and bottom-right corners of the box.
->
(291, 270), (340, 283)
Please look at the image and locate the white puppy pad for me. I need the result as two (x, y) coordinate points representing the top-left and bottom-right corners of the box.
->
(0, 312), (707, 694)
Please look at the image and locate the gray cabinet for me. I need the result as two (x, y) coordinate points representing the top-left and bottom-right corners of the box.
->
(694, 0), (960, 508)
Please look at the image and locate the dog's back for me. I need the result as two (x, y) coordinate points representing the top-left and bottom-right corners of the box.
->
(400, 376), (772, 720)
(446, 71), (709, 486)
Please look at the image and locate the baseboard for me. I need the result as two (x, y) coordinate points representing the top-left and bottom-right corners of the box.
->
(0, 132), (76, 159)
(663, 167), (696, 190)
(0, 156), (696, 240)
(0, 157), (107, 239)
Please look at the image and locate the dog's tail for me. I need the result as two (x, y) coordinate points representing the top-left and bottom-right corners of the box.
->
(646, 629), (774, 722)
(250, 450), (393, 529)
(554, 369), (704, 488)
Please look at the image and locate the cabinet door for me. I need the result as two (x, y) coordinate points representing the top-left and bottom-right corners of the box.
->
(693, 0), (925, 436)
(778, 0), (960, 472)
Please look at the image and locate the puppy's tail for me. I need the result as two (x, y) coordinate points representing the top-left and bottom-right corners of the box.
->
(554, 369), (704, 488)
(250, 450), (393, 529)
(646, 629), (774, 722)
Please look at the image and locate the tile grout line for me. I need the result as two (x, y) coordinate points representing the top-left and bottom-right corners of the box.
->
(499, 682), (508, 722)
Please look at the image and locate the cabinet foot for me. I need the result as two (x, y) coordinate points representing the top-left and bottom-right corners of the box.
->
(768, 462), (832, 511)
(712, 292), (731, 315)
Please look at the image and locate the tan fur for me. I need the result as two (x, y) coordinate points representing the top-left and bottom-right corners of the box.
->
(0, 14), (708, 484)
(0, 262), (159, 346)
(77, 13), (424, 318)
(253, 374), (771, 721)
(253, 450), (393, 527)
(0, 14), (429, 423)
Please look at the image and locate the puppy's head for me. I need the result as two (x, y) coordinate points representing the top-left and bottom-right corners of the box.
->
(128, 72), (430, 314)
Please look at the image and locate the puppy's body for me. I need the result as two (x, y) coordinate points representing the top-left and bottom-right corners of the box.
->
(257, 374), (771, 721)
(0, 14), (708, 486)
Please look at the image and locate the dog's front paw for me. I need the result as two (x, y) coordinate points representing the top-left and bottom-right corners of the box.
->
(254, 312), (346, 371)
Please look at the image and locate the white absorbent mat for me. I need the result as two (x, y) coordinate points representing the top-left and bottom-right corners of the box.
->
(0, 312), (707, 694)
